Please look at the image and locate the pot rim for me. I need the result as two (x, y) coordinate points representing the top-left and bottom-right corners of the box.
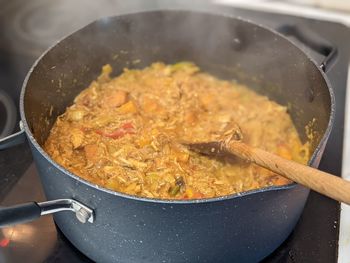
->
(19, 9), (335, 205)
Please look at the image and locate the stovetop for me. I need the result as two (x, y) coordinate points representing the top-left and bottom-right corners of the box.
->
(0, 1), (350, 262)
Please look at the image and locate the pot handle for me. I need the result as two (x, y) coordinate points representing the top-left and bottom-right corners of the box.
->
(0, 121), (26, 150)
(276, 24), (337, 73)
(0, 199), (94, 228)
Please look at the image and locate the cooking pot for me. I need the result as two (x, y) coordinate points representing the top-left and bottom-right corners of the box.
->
(0, 10), (335, 263)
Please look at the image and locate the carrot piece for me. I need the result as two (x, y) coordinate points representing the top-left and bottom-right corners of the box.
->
(117, 100), (137, 114)
(182, 188), (204, 199)
(193, 192), (204, 199)
(183, 188), (194, 199)
(184, 111), (197, 125)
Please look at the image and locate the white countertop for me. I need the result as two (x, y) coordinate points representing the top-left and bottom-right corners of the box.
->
(215, 0), (350, 25)
(339, 64), (350, 263)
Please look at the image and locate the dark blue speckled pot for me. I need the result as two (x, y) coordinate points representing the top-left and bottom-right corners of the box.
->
(19, 10), (334, 263)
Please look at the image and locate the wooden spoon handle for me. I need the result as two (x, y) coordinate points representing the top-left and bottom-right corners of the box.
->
(225, 140), (350, 205)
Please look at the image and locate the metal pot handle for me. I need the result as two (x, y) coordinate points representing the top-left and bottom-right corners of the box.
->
(0, 199), (94, 228)
(0, 121), (26, 150)
(276, 24), (337, 73)
(0, 123), (95, 227)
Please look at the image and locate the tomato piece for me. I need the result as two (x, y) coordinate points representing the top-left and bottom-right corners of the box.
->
(121, 122), (134, 130)
(96, 122), (135, 139)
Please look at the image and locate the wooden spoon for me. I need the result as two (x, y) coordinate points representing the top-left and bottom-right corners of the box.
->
(184, 133), (350, 205)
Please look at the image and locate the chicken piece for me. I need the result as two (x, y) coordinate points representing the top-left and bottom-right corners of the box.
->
(140, 96), (167, 117)
(104, 90), (128, 108)
(70, 128), (85, 149)
(84, 144), (101, 164)
(67, 110), (85, 121)
(171, 144), (190, 163)
(74, 83), (99, 107)
(199, 93), (215, 110)
(97, 64), (112, 83)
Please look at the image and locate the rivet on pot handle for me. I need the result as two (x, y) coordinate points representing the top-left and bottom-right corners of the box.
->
(0, 199), (94, 228)
(0, 121), (26, 150)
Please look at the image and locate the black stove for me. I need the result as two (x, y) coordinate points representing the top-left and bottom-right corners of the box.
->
(0, 1), (349, 262)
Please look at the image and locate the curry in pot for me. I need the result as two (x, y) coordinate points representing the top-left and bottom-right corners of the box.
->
(44, 62), (309, 199)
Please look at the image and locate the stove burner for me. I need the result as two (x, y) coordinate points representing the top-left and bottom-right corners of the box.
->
(0, 0), (127, 57)
(0, 164), (57, 263)
(0, 90), (16, 138)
